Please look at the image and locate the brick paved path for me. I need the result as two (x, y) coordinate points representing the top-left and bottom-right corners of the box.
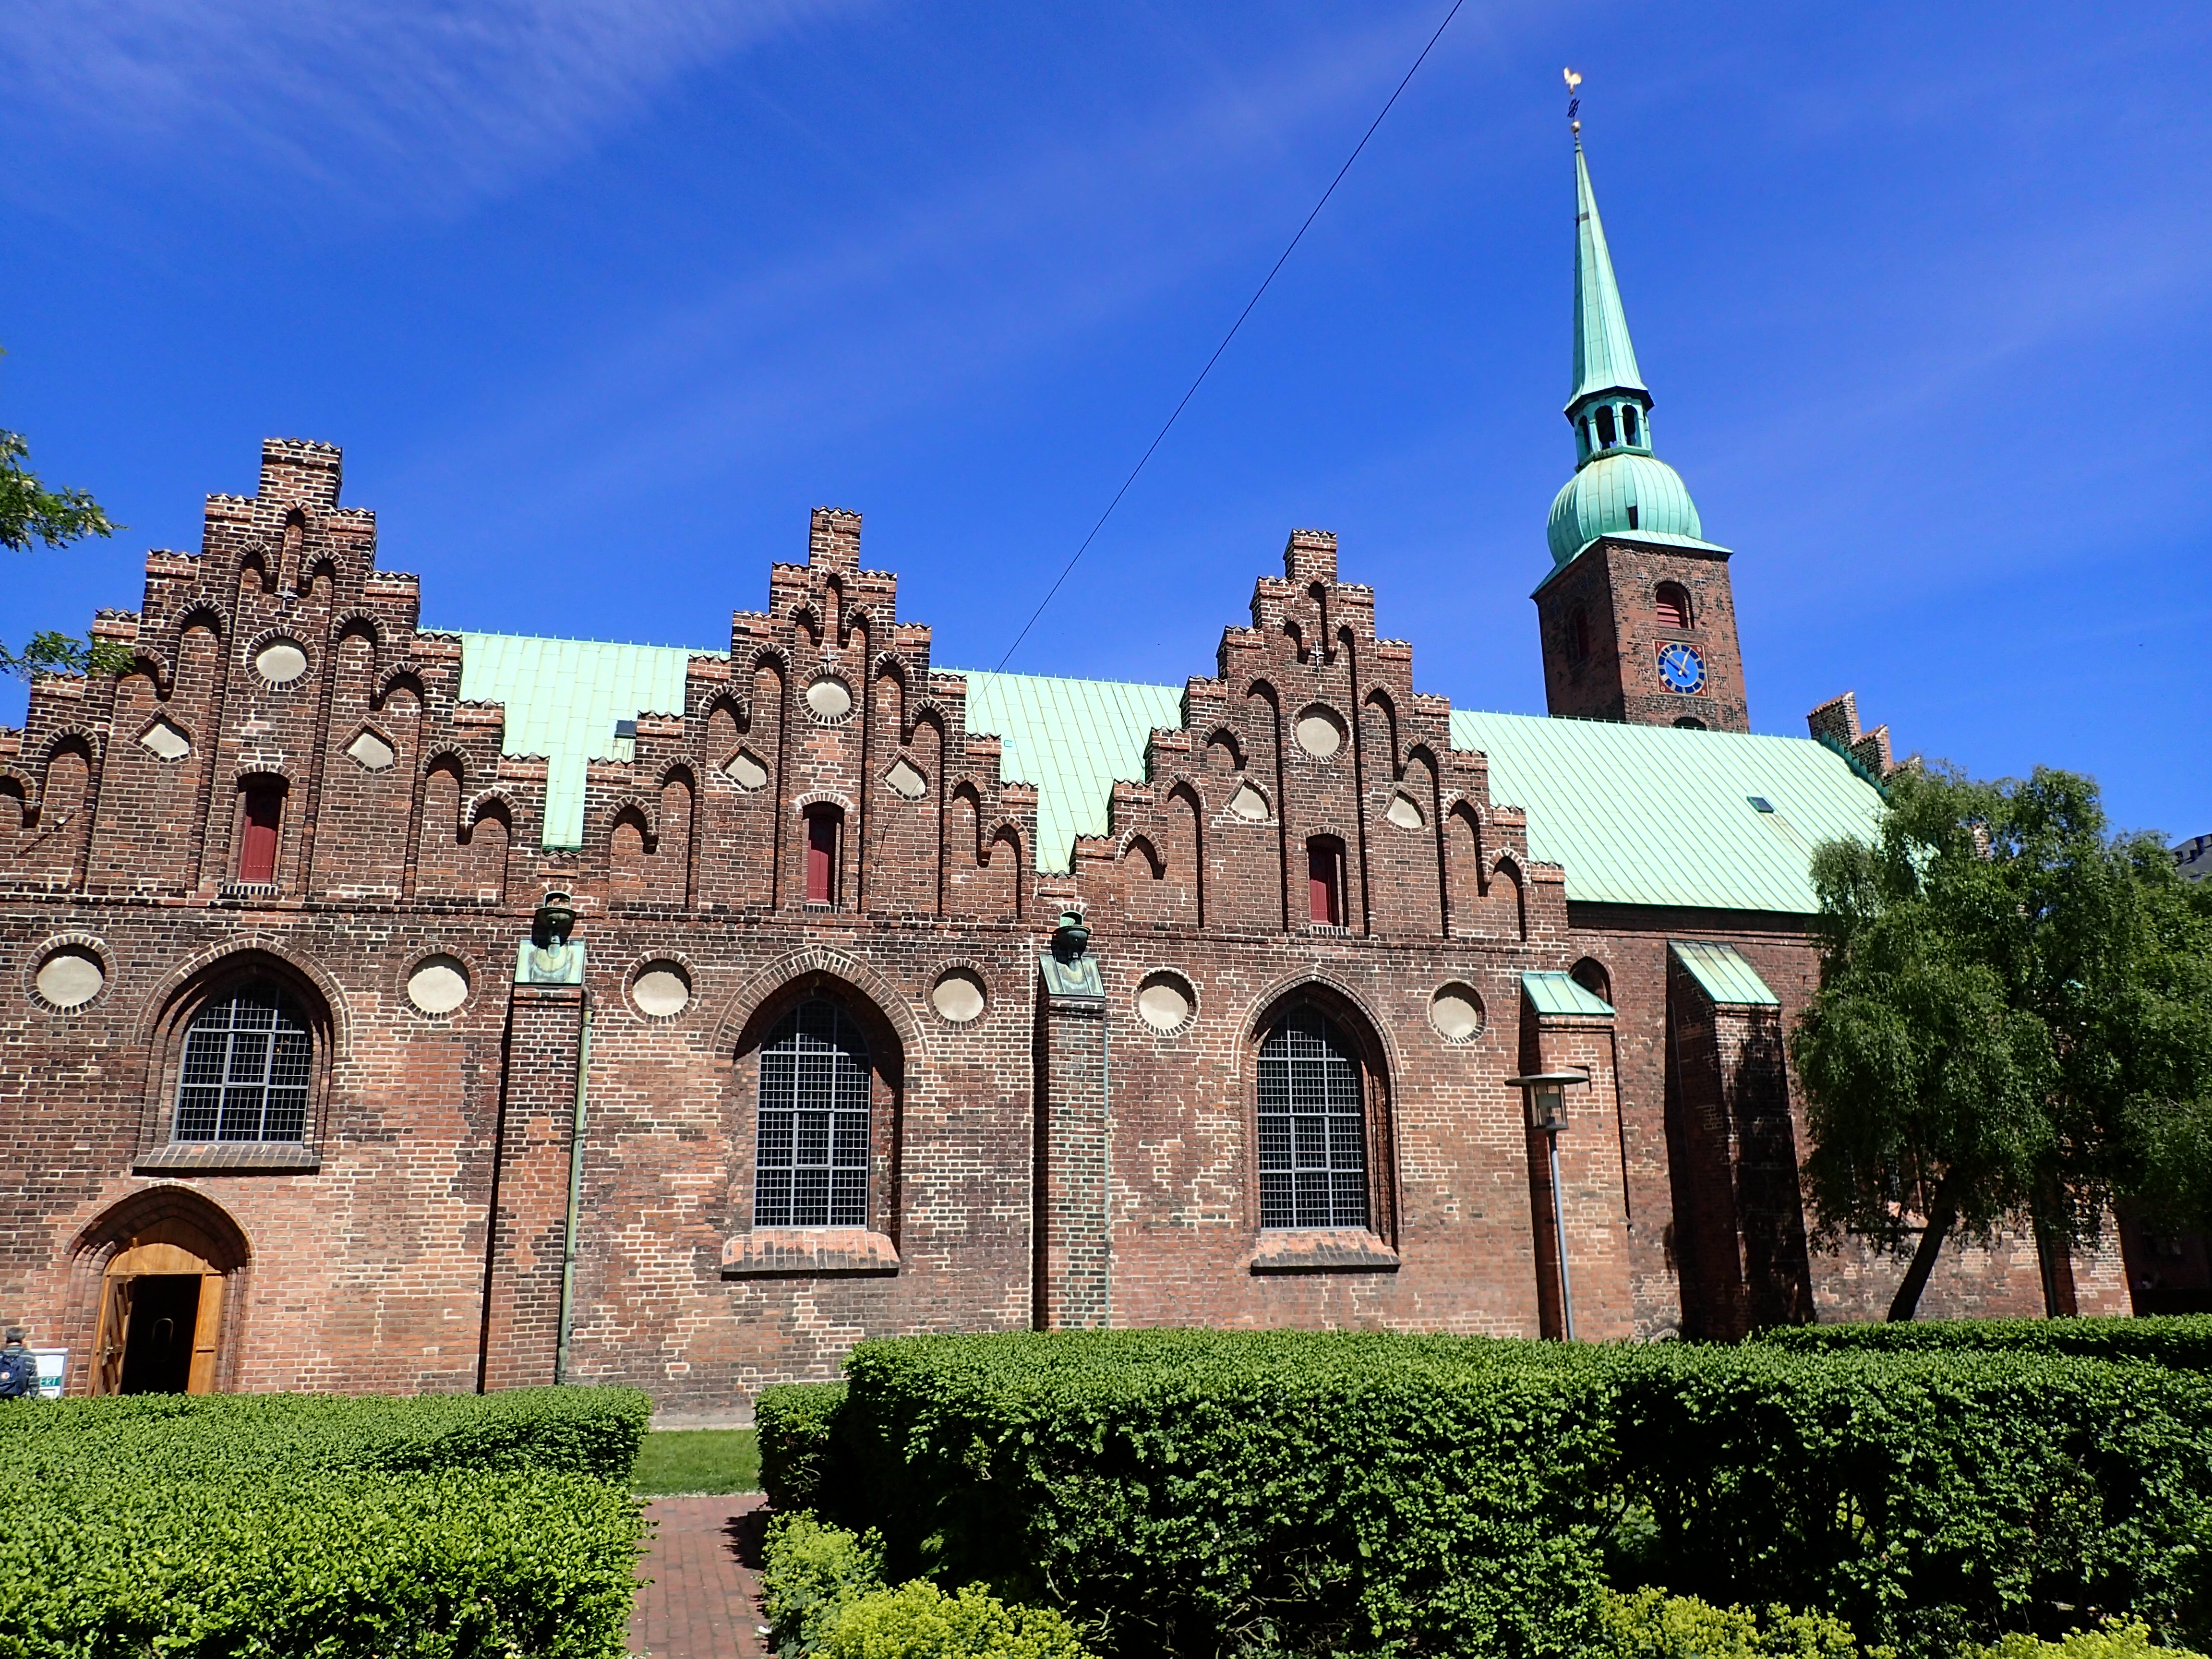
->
(630, 1494), (771, 1659)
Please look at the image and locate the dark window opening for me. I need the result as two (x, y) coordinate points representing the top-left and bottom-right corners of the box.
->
(1673, 717), (1707, 730)
(1655, 583), (1692, 629)
(1306, 838), (1343, 926)
(238, 786), (283, 884)
(1570, 957), (1612, 1007)
(1595, 406), (1617, 447)
(1625, 504), (1640, 530)
(1257, 1010), (1369, 1230)
(1623, 405), (1641, 445)
(805, 806), (841, 905)
(753, 998), (871, 1228)
(1566, 606), (1591, 665)
(175, 985), (312, 1142)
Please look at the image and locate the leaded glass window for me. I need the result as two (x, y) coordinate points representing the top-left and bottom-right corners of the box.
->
(1257, 1010), (1369, 1229)
(753, 999), (871, 1228)
(174, 986), (312, 1142)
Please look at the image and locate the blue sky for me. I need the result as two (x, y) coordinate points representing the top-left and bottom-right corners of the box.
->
(5, 1), (2207, 839)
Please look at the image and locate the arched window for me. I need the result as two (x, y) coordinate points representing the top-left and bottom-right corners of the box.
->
(236, 781), (285, 885)
(1566, 606), (1591, 665)
(1623, 405), (1641, 445)
(1570, 957), (1612, 1008)
(1673, 716), (1707, 731)
(1257, 1010), (1369, 1230)
(754, 999), (871, 1228)
(1655, 583), (1692, 629)
(1305, 836), (1344, 927)
(804, 805), (842, 906)
(1595, 406), (1617, 448)
(175, 985), (312, 1142)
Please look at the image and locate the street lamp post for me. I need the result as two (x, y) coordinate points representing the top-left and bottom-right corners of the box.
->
(1507, 1070), (1591, 1341)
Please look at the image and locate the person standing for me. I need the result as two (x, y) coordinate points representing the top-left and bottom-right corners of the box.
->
(0, 1329), (39, 1400)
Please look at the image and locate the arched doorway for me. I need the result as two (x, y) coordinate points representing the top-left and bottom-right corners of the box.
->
(79, 1193), (248, 1395)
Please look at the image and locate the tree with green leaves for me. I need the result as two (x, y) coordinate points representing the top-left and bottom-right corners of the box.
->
(1793, 764), (2212, 1320)
(2, 350), (128, 681)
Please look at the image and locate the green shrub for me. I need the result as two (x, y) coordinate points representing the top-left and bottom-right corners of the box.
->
(1963, 1620), (2208, 1659)
(1600, 1587), (1861, 1658)
(762, 1514), (1095, 1659)
(0, 1383), (654, 1483)
(0, 1388), (651, 1659)
(816, 1581), (1097, 1659)
(763, 1512), (889, 1654)
(759, 1381), (850, 1514)
(829, 1330), (2212, 1659)
(1751, 1316), (2212, 1370)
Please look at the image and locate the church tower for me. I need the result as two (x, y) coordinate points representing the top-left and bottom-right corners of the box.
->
(1532, 131), (1750, 733)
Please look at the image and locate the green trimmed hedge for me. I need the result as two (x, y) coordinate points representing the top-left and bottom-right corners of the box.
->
(1751, 1315), (2212, 1369)
(758, 1381), (848, 1513)
(0, 1387), (651, 1659)
(821, 1331), (2212, 1659)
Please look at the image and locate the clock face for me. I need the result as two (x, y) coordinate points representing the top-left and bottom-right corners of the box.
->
(1656, 641), (1707, 694)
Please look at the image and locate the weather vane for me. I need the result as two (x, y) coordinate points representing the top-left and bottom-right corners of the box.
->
(1564, 66), (1582, 134)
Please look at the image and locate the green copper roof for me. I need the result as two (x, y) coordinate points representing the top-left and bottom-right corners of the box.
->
(1450, 710), (1885, 913)
(1523, 970), (1617, 1017)
(457, 632), (714, 847)
(436, 635), (1882, 911)
(957, 671), (1186, 874)
(1670, 939), (1781, 1006)
(1545, 452), (1720, 570)
(1570, 138), (1647, 412)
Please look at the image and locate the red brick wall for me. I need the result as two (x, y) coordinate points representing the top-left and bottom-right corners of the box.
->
(0, 441), (2101, 1412)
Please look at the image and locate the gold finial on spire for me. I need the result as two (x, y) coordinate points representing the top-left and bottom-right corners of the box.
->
(1563, 66), (1582, 134)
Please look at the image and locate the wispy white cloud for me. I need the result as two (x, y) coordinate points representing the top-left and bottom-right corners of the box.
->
(8, 0), (861, 211)
(384, 6), (1519, 533)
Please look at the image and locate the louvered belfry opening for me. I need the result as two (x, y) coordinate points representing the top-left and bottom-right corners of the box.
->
(753, 998), (871, 1228)
(1655, 582), (1692, 629)
(1257, 1010), (1369, 1230)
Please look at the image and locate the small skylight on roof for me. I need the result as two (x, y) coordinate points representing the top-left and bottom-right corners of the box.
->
(1747, 795), (1775, 814)
(614, 719), (638, 738)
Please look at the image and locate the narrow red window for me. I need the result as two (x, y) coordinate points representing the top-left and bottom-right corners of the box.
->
(805, 808), (840, 905)
(239, 787), (282, 884)
(1307, 839), (1341, 926)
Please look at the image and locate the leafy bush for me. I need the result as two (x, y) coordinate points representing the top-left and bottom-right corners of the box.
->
(764, 1512), (889, 1655)
(1599, 1587), (1861, 1659)
(1751, 1316), (2212, 1369)
(0, 1383), (653, 1483)
(1964, 1620), (2208, 1659)
(0, 1388), (650, 1659)
(759, 1381), (850, 1514)
(763, 1513), (1094, 1659)
(816, 1582), (1098, 1659)
(829, 1330), (2212, 1659)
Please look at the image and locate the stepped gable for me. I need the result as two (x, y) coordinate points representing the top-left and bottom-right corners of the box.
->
(1065, 528), (1561, 944)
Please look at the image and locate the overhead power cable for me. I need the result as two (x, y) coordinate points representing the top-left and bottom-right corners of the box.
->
(993, 0), (1468, 672)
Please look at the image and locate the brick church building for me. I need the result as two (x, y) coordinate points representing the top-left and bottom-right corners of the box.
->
(1, 137), (2127, 1407)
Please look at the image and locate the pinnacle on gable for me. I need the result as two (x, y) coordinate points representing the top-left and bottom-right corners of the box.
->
(258, 438), (344, 511)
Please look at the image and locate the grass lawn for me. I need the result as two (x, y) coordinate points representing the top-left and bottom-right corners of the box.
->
(633, 1428), (761, 1495)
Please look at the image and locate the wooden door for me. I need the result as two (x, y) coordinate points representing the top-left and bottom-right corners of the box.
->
(94, 1275), (132, 1395)
(98, 1238), (228, 1395)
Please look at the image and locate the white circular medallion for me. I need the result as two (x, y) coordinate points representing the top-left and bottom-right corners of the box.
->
(254, 641), (309, 684)
(406, 954), (471, 1015)
(35, 947), (106, 1010)
(1135, 972), (1194, 1034)
(1428, 984), (1485, 1043)
(930, 968), (986, 1024)
(632, 962), (692, 1018)
(1294, 707), (1344, 759)
(805, 677), (853, 721)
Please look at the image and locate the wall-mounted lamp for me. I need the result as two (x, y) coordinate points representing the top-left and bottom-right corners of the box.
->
(1507, 1069), (1592, 1339)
